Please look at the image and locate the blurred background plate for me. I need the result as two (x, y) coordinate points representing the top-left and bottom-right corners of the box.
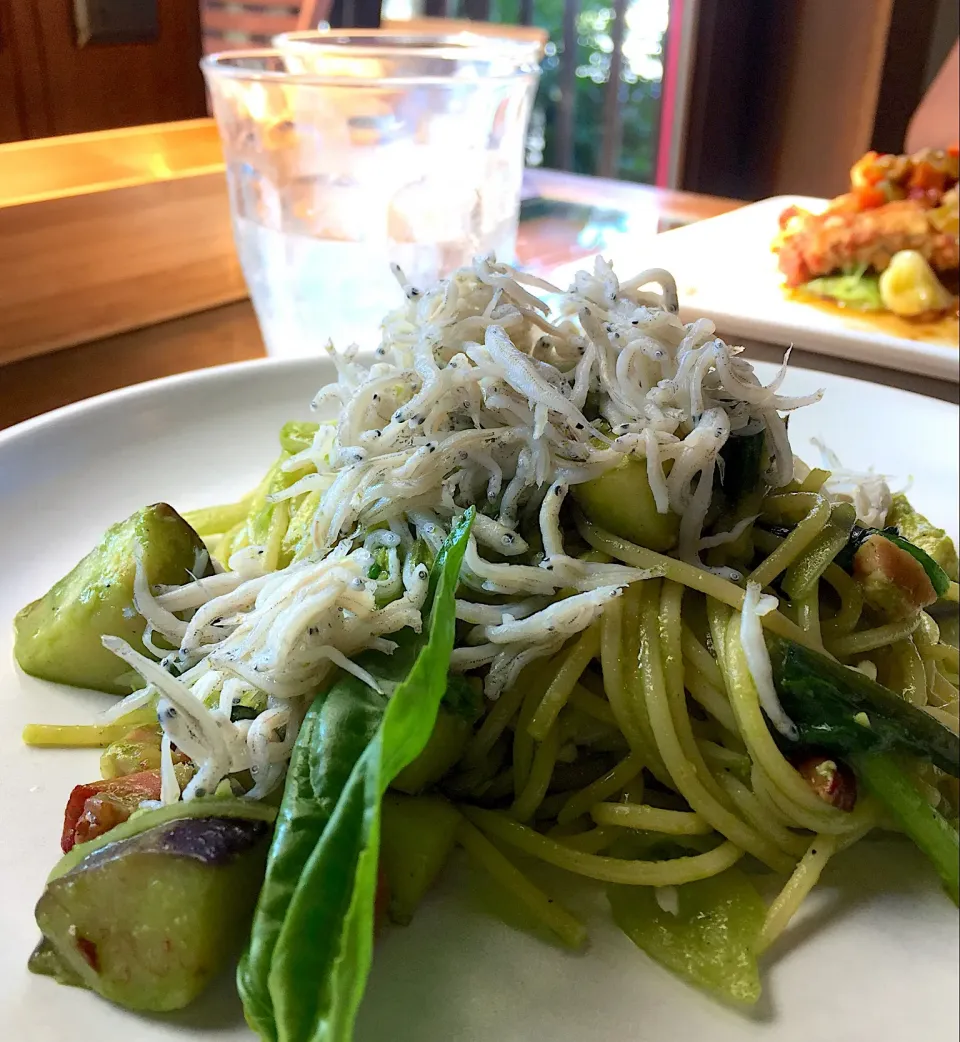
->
(0, 357), (957, 1042)
(546, 196), (960, 383)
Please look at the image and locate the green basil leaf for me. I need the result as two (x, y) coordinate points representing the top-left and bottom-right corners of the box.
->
(767, 636), (960, 776)
(238, 509), (474, 1042)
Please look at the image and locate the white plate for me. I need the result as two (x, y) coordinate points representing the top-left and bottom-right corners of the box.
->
(545, 196), (960, 382)
(0, 358), (957, 1042)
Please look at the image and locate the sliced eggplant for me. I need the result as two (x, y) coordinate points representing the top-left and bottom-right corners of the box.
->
(33, 811), (271, 1012)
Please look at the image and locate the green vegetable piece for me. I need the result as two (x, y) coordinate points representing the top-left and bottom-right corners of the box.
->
(939, 614), (959, 650)
(99, 724), (163, 779)
(14, 504), (209, 695)
(28, 937), (86, 988)
(248, 451), (300, 548)
(392, 677), (481, 795)
(803, 271), (884, 311)
(441, 672), (484, 721)
(49, 796), (278, 882)
(608, 867), (766, 1005)
(366, 546), (390, 583)
(719, 429), (767, 507)
(279, 420), (321, 455)
(572, 456), (679, 552)
(392, 706), (473, 795)
(33, 814), (272, 1012)
(238, 508), (474, 1042)
(708, 431), (769, 560)
(183, 500), (251, 538)
(280, 489), (322, 565)
(768, 636), (960, 776)
(229, 687), (268, 719)
(380, 793), (462, 924)
(854, 752), (960, 906)
(887, 492), (959, 582)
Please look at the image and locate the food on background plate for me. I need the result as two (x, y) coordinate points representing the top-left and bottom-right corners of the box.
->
(774, 147), (959, 319)
(13, 258), (960, 1038)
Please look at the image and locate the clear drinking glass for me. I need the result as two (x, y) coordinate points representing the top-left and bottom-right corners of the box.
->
(201, 34), (540, 358)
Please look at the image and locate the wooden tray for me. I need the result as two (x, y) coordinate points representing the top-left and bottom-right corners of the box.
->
(0, 119), (247, 366)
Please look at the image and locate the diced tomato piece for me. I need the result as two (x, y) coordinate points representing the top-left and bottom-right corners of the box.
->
(854, 185), (887, 210)
(947, 143), (959, 159)
(74, 936), (100, 972)
(61, 769), (164, 852)
(909, 163), (947, 194)
(824, 192), (863, 214)
(851, 151), (886, 188)
(72, 794), (137, 849)
(793, 754), (857, 811)
(61, 784), (99, 853)
(778, 204), (803, 230)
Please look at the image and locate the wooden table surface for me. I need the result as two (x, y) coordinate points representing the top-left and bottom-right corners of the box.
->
(0, 168), (956, 431)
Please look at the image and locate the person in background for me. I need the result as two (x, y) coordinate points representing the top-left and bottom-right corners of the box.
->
(906, 39), (959, 153)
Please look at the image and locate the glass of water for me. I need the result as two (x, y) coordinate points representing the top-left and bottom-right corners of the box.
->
(202, 34), (540, 358)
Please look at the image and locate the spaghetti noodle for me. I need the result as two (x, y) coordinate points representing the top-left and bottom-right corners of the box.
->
(24, 256), (959, 1013)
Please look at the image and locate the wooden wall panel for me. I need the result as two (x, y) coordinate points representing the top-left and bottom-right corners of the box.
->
(4, 1), (51, 137)
(682, 0), (895, 200)
(15, 0), (207, 138)
(768, 0), (894, 198)
(0, 0), (26, 142)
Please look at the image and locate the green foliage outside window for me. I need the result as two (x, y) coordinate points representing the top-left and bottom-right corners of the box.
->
(489, 0), (668, 182)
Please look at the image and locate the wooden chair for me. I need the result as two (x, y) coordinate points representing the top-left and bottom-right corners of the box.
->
(199, 1), (551, 158)
(199, 1), (333, 53)
(200, 4), (544, 54)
